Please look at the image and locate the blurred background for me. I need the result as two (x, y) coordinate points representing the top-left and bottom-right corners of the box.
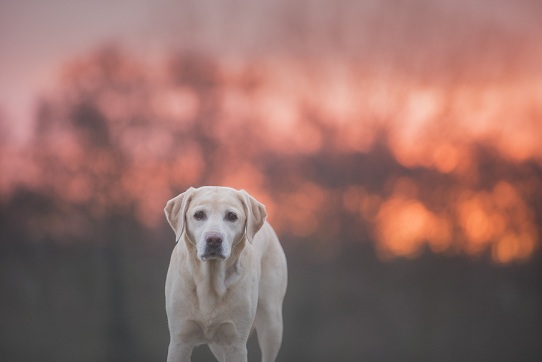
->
(1, 0), (542, 361)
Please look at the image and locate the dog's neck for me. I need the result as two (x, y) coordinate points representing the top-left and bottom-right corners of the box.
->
(201, 258), (241, 297)
(183, 235), (247, 299)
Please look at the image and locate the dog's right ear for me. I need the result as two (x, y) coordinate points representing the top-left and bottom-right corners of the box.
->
(164, 187), (195, 242)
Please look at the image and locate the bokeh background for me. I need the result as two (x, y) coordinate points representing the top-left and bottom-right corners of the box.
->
(1, 0), (542, 361)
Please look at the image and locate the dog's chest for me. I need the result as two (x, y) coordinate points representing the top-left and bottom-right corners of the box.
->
(194, 285), (227, 320)
(188, 273), (255, 333)
(187, 287), (244, 344)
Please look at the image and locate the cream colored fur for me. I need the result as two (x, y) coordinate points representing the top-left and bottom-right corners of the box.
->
(164, 186), (287, 362)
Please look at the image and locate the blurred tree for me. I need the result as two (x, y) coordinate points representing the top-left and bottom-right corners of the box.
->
(31, 47), (148, 362)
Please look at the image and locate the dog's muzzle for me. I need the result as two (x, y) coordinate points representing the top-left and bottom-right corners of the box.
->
(201, 232), (225, 260)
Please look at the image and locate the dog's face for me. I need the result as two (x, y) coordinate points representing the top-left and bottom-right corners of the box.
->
(165, 187), (266, 261)
(185, 188), (246, 260)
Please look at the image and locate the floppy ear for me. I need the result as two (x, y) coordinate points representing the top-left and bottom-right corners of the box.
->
(164, 187), (195, 242)
(239, 190), (267, 243)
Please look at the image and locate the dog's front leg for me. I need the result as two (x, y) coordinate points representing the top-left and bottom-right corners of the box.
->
(222, 343), (248, 362)
(166, 341), (193, 362)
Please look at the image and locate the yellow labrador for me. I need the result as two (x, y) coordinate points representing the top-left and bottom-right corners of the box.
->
(164, 186), (287, 362)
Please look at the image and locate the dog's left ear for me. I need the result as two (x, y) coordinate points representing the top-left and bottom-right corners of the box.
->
(164, 187), (195, 242)
(239, 190), (267, 243)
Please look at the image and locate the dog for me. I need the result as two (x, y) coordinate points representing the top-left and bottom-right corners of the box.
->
(164, 186), (288, 362)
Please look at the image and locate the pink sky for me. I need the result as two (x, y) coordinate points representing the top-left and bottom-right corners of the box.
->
(0, 0), (168, 141)
(1, 0), (541, 143)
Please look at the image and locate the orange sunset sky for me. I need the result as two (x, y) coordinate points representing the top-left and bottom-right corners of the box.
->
(1, 0), (542, 263)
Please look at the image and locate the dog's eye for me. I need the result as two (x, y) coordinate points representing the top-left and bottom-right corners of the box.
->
(225, 212), (238, 222)
(194, 211), (206, 220)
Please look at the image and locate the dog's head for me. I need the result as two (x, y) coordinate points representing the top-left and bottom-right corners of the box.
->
(165, 186), (267, 261)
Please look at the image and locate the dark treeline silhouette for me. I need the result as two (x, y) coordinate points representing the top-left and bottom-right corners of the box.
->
(1, 47), (542, 361)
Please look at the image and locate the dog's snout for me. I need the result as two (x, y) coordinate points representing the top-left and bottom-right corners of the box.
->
(201, 231), (226, 260)
(206, 233), (223, 247)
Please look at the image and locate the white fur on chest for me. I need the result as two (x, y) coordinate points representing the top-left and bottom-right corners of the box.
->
(178, 253), (258, 345)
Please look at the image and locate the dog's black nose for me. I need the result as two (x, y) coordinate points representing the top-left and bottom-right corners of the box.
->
(206, 235), (223, 247)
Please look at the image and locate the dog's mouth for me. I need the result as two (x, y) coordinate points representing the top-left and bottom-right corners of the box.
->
(200, 251), (227, 261)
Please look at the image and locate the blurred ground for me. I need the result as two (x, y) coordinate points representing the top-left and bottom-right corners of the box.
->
(1, 232), (541, 361)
